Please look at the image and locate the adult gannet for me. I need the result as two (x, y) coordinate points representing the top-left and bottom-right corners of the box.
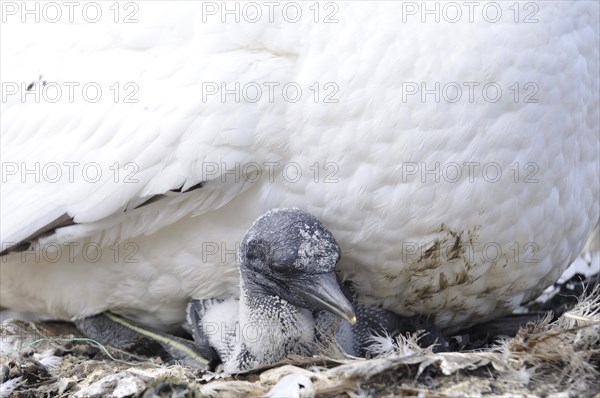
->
(1, 2), (598, 334)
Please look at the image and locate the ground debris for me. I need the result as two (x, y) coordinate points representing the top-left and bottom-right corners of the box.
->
(1, 273), (598, 398)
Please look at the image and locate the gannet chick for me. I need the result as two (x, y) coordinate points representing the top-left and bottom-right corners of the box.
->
(188, 208), (356, 373)
(190, 281), (448, 370)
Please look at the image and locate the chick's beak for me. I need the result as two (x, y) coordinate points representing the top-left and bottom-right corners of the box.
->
(293, 271), (357, 325)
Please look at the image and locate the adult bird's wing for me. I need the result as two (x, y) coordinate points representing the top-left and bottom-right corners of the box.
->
(0, 4), (294, 253)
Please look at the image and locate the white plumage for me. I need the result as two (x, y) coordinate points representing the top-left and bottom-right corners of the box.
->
(1, 2), (598, 333)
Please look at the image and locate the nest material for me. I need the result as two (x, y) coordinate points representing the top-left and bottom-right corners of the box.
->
(1, 279), (599, 398)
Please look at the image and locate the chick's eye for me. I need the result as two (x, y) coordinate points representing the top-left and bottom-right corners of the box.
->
(269, 247), (299, 274)
(270, 258), (302, 277)
(270, 261), (292, 274)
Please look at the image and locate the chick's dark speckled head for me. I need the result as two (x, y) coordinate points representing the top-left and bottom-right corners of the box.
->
(239, 208), (355, 325)
(240, 208), (341, 276)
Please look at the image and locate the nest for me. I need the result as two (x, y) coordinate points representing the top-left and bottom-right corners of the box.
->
(1, 274), (599, 398)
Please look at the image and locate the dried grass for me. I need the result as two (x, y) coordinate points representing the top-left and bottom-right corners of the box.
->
(1, 286), (598, 397)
